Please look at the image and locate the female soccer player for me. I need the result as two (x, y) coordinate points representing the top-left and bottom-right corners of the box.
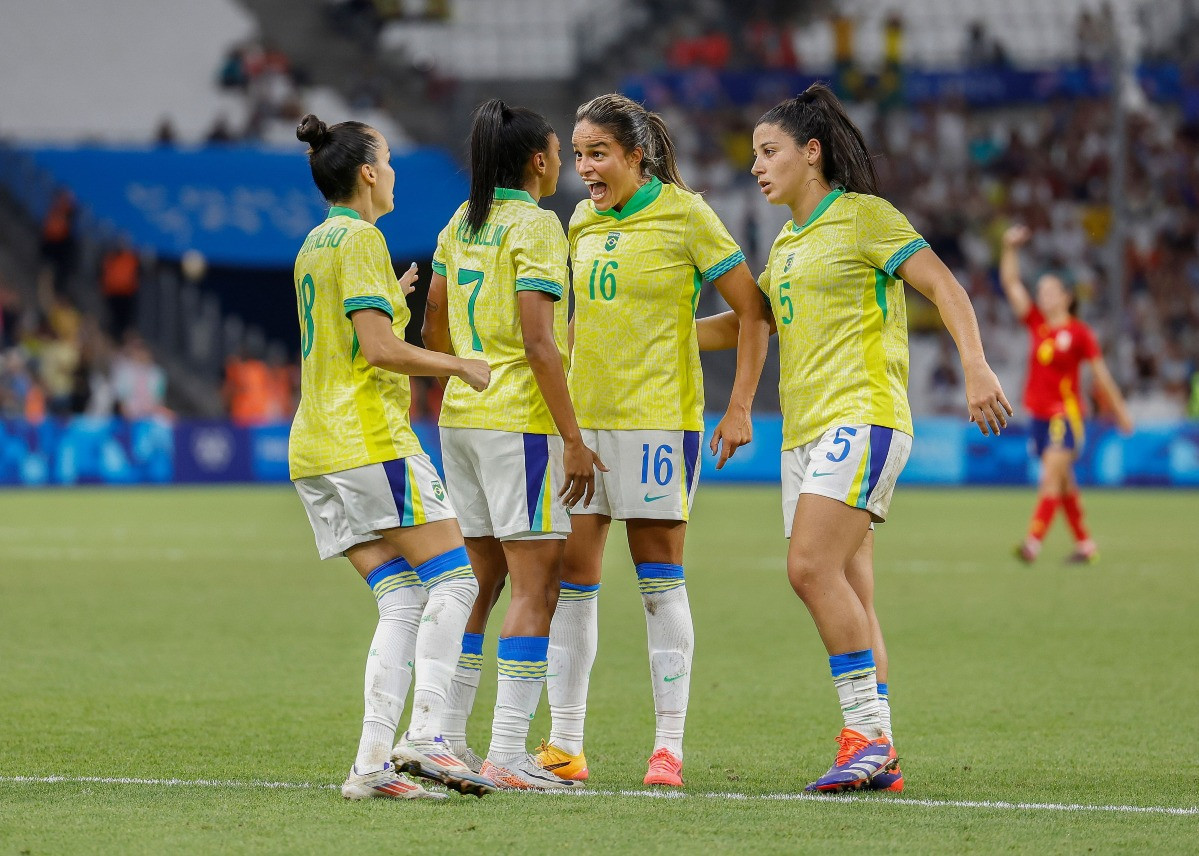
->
(536, 93), (771, 788)
(703, 82), (1010, 793)
(290, 114), (495, 800)
(1001, 225), (1133, 563)
(421, 100), (604, 790)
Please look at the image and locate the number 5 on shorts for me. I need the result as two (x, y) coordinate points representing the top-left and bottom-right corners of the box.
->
(826, 427), (857, 463)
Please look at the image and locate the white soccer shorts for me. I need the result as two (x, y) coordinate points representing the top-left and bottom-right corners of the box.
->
(781, 424), (912, 537)
(570, 428), (702, 522)
(294, 454), (457, 560)
(439, 427), (570, 540)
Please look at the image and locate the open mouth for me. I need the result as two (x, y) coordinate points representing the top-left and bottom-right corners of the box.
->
(586, 181), (608, 204)
(758, 181), (772, 195)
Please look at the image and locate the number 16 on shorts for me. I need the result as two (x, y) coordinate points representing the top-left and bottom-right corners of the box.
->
(574, 429), (703, 522)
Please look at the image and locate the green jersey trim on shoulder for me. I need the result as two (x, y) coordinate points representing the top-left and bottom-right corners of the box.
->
(701, 250), (746, 282)
(431, 260), (447, 277)
(883, 237), (930, 277)
(493, 188), (537, 204)
(596, 176), (663, 221)
(789, 188), (844, 233)
(327, 206), (363, 221)
(343, 295), (394, 319)
(515, 277), (564, 300)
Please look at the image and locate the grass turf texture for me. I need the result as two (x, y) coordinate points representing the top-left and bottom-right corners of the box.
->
(1, 485), (1196, 854)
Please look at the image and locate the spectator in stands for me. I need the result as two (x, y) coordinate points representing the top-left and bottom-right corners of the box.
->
(35, 320), (79, 418)
(155, 118), (177, 146)
(965, 20), (1009, 69)
(224, 348), (293, 426)
(0, 279), (20, 350)
(39, 190), (77, 296)
(100, 238), (141, 339)
(744, 11), (798, 70)
(929, 335), (962, 415)
(112, 335), (168, 421)
(206, 114), (237, 145)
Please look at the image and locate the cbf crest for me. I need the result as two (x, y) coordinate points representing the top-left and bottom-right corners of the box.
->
(783, 253), (795, 274)
(604, 231), (621, 252)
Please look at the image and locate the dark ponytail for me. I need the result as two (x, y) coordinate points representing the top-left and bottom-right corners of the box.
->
(757, 83), (878, 195)
(575, 93), (692, 192)
(464, 99), (555, 237)
(296, 113), (380, 203)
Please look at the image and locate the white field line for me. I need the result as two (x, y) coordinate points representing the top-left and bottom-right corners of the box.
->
(2, 776), (1196, 816)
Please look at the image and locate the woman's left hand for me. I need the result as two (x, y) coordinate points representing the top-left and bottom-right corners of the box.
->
(398, 262), (418, 296)
(710, 404), (753, 469)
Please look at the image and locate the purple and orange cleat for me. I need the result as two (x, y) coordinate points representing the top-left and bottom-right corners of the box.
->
(804, 728), (897, 793)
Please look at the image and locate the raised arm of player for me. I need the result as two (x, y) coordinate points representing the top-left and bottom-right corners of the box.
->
(898, 247), (1013, 436)
(697, 294), (777, 352)
(707, 263), (772, 468)
(999, 225), (1034, 320)
(1090, 355), (1135, 434)
(518, 291), (606, 507)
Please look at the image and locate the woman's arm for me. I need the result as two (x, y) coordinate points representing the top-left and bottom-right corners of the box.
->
(999, 225), (1033, 320)
(708, 262), (772, 468)
(518, 291), (606, 507)
(1090, 356), (1134, 434)
(353, 309), (489, 391)
(898, 247), (1013, 435)
(697, 294), (777, 352)
(420, 271), (454, 388)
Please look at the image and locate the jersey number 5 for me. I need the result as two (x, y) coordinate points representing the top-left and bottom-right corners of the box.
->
(458, 268), (485, 352)
(778, 281), (794, 325)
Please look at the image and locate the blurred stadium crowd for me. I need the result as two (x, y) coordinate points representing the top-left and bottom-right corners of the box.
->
(1, 0), (1197, 426)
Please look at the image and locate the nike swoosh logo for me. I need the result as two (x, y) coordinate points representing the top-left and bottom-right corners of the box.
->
(811, 471), (836, 478)
(663, 673), (688, 682)
(542, 760), (573, 771)
(644, 493), (670, 502)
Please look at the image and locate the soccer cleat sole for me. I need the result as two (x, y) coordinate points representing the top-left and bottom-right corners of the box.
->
(394, 759), (496, 798)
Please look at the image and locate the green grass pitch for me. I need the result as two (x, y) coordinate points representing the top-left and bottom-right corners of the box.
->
(1, 485), (1196, 854)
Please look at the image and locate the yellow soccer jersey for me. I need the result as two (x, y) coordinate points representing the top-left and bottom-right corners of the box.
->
(289, 207), (423, 479)
(759, 189), (928, 450)
(568, 178), (745, 431)
(432, 189), (569, 434)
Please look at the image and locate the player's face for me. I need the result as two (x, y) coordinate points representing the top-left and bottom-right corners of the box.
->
(539, 133), (562, 198)
(573, 121), (643, 211)
(1036, 275), (1070, 318)
(369, 132), (396, 215)
(751, 123), (808, 207)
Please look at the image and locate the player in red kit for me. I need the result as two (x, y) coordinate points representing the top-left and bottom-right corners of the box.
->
(1000, 226), (1133, 563)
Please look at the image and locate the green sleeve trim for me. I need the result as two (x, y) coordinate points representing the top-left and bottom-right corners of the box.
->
(701, 250), (746, 282)
(431, 260), (447, 277)
(883, 238), (929, 277)
(874, 269), (890, 322)
(515, 277), (563, 300)
(343, 295), (394, 319)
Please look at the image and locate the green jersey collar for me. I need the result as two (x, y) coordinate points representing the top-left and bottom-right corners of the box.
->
(327, 206), (362, 220)
(494, 188), (537, 204)
(790, 188), (843, 233)
(596, 176), (663, 220)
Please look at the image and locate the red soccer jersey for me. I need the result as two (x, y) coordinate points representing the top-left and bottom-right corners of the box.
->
(1021, 306), (1101, 419)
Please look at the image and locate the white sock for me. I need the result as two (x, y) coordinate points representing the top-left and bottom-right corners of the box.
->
(407, 548), (479, 741)
(637, 563), (692, 760)
(442, 633), (484, 755)
(354, 560), (426, 770)
(488, 636), (549, 763)
(547, 583), (600, 755)
(878, 683), (893, 742)
(829, 650), (883, 739)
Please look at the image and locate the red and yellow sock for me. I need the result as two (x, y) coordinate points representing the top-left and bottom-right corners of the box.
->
(1027, 496), (1060, 542)
(1061, 492), (1090, 543)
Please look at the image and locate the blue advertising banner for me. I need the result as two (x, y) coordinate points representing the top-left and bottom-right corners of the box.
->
(20, 145), (469, 268)
(1, 417), (1197, 488)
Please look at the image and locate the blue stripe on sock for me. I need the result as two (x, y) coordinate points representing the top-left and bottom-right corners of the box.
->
(829, 648), (875, 680)
(497, 635), (550, 663)
(412, 546), (470, 585)
(461, 632), (484, 656)
(877, 682), (889, 697)
(561, 582), (600, 593)
(365, 556), (412, 589)
(635, 562), (685, 580)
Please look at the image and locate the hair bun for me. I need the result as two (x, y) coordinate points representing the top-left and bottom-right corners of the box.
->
(296, 114), (328, 149)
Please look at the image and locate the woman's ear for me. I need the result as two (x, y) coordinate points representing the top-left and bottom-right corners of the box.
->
(360, 163), (376, 186)
(533, 151), (547, 175)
